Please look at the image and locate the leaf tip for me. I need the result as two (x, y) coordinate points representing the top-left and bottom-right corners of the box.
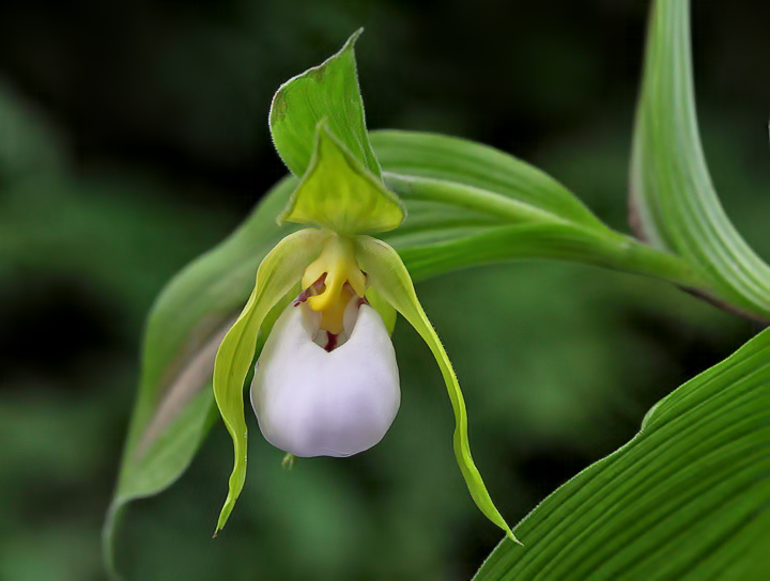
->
(102, 502), (125, 580)
(344, 27), (365, 51)
(507, 529), (524, 547)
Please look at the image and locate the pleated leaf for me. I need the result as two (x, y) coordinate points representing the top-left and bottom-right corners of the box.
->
(374, 131), (707, 291)
(630, 0), (770, 321)
(474, 327), (770, 580)
(103, 177), (299, 575)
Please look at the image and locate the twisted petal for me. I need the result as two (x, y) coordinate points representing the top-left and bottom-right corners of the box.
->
(355, 235), (517, 543)
(251, 301), (400, 457)
(211, 228), (328, 534)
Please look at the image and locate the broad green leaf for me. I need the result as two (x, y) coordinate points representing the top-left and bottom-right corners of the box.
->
(474, 327), (770, 580)
(630, 0), (770, 321)
(212, 228), (326, 534)
(373, 133), (707, 291)
(394, 221), (706, 290)
(371, 130), (606, 230)
(279, 122), (405, 234)
(102, 176), (300, 574)
(356, 235), (517, 543)
(269, 29), (381, 179)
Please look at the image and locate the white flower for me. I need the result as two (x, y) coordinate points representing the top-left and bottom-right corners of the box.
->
(251, 296), (400, 458)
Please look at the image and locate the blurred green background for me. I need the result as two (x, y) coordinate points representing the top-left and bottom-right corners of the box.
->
(1, 1), (768, 580)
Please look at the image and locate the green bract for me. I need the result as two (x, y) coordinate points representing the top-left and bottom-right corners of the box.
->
(279, 121), (405, 235)
(269, 28), (381, 179)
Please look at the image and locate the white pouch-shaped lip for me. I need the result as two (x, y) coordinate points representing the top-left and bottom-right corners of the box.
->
(251, 298), (400, 458)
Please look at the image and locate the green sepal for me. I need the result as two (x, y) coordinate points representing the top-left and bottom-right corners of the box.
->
(355, 235), (518, 544)
(212, 228), (327, 535)
(269, 29), (381, 179)
(279, 122), (405, 235)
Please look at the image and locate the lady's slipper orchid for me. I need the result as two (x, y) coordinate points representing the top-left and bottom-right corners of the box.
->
(212, 31), (516, 544)
(251, 236), (400, 458)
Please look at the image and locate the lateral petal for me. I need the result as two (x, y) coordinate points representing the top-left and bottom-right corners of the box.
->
(355, 235), (518, 543)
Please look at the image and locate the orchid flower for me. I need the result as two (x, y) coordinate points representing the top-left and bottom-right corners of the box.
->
(212, 32), (516, 544)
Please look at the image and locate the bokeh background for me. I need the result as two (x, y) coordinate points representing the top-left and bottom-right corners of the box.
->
(1, 1), (768, 580)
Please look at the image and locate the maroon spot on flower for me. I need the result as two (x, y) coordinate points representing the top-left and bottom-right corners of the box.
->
(323, 331), (338, 352)
(294, 273), (328, 306)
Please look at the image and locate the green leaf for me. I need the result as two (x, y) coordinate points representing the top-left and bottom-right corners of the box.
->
(103, 176), (299, 575)
(372, 131), (708, 291)
(356, 235), (517, 543)
(212, 228), (326, 534)
(395, 221), (707, 290)
(279, 122), (405, 234)
(269, 29), (381, 179)
(630, 0), (770, 321)
(474, 327), (770, 580)
(371, 130), (605, 230)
